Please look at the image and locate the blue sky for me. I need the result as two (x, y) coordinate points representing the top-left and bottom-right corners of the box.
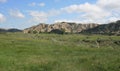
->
(0, 0), (120, 29)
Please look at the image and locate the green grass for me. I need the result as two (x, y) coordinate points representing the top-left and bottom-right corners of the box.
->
(0, 33), (120, 71)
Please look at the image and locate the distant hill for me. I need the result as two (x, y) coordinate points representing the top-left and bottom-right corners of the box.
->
(0, 28), (6, 32)
(7, 29), (22, 32)
(81, 20), (120, 35)
(23, 22), (99, 34)
(0, 28), (22, 33)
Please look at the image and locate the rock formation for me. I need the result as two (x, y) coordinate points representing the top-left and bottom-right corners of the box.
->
(81, 20), (120, 35)
(23, 22), (99, 34)
(23, 20), (120, 35)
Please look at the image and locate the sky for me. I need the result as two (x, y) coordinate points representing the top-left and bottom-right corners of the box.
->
(0, 0), (120, 29)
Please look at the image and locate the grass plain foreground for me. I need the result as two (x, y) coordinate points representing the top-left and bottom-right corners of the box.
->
(0, 33), (120, 71)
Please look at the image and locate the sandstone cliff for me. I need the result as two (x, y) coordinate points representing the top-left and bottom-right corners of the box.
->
(23, 22), (99, 34)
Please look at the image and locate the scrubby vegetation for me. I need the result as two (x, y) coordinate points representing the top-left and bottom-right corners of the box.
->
(0, 33), (120, 71)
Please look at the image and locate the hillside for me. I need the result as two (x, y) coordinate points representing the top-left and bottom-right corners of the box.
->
(24, 20), (120, 35)
(23, 22), (99, 34)
(0, 28), (6, 32)
(0, 28), (22, 33)
(81, 20), (120, 35)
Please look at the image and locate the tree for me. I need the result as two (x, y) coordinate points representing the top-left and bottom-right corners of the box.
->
(33, 30), (38, 34)
(61, 28), (66, 34)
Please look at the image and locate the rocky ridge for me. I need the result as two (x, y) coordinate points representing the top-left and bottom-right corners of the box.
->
(81, 20), (120, 35)
(23, 22), (99, 34)
(23, 20), (120, 35)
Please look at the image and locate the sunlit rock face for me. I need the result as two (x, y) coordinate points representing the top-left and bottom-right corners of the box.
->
(23, 22), (99, 34)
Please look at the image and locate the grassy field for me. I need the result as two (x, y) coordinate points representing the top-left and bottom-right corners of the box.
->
(0, 33), (120, 71)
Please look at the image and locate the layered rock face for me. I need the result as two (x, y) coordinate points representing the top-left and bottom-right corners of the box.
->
(23, 22), (99, 33)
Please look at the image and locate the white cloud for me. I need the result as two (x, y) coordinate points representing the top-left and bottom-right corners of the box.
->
(38, 3), (45, 7)
(62, 2), (110, 15)
(0, 13), (6, 22)
(96, 0), (120, 23)
(48, 9), (61, 16)
(54, 19), (81, 23)
(97, 0), (120, 10)
(62, 3), (103, 13)
(0, 0), (7, 3)
(29, 2), (36, 6)
(61, 2), (111, 23)
(108, 17), (120, 22)
(9, 9), (25, 18)
(28, 0), (120, 24)
(54, 19), (102, 24)
(29, 11), (48, 23)
(60, 0), (120, 23)
(97, 0), (120, 22)
(29, 9), (61, 23)
(29, 2), (45, 7)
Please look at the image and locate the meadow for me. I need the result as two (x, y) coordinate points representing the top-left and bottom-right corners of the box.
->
(0, 33), (120, 71)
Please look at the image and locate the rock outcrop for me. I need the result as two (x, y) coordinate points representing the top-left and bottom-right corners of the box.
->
(23, 20), (120, 35)
(23, 22), (99, 34)
(81, 20), (120, 35)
